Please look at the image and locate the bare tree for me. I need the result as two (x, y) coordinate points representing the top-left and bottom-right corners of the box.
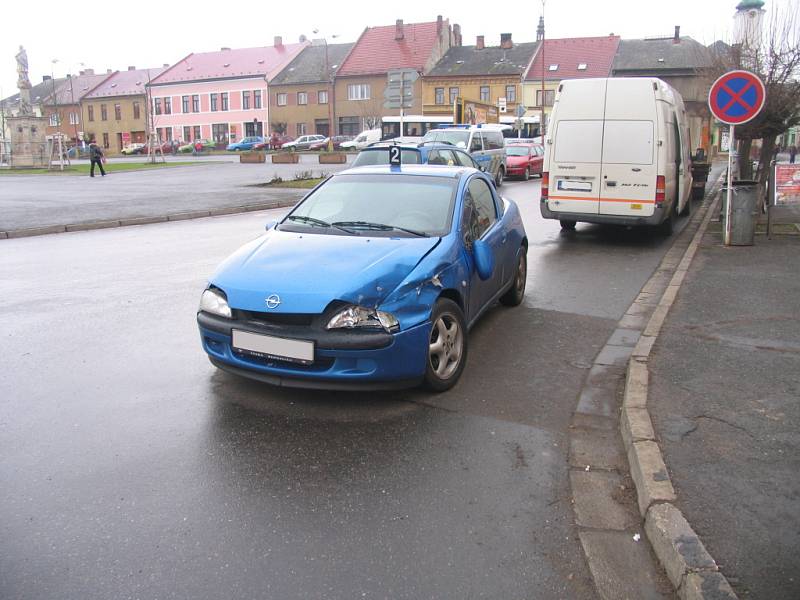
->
(710, 2), (800, 192)
(356, 96), (384, 131)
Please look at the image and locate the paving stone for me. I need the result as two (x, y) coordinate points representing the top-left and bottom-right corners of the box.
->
(607, 328), (642, 348)
(570, 427), (627, 471)
(572, 412), (617, 432)
(576, 385), (618, 418)
(627, 441), (676, 516)
(680, 572), (738, 600)
(624, 359), (649, 408)
(620, 314), (647, 330)
(595, 344), (634, 367)
(621, 406), (656, 452)
(65, 220), (121, 232)
(571, 470), (639, 530)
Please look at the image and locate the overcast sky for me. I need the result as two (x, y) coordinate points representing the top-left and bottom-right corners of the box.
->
(2, 0), (795, 99)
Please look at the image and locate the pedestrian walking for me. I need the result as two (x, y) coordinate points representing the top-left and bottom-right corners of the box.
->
(89, 141), (106, 177)
(790, 145), (797, 164)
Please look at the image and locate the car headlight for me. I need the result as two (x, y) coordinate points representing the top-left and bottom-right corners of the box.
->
(199, 288), (232, 319)
(326, 305), (399, 333)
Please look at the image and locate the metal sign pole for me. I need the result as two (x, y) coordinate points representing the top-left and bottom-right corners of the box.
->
(725, 125), (734, 246)
(399, 71), (404, 137)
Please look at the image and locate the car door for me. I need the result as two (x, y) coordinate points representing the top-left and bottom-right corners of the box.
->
(462, 176), (505, 322)
(469, 132), (490, 174)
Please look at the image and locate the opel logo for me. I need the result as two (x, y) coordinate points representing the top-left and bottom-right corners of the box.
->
(265, 294), (281, 309)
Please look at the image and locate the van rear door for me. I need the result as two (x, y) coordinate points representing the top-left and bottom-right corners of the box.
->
(547, 79), (607, 216)
(599, 80), (658, 217)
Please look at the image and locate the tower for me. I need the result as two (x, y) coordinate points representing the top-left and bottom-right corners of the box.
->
(536, 16), (545, 42)
(733, 0), (766, 48)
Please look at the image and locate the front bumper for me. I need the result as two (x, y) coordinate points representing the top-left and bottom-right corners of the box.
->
(197, 311), (430, 390)
(540, 199), (668, 227)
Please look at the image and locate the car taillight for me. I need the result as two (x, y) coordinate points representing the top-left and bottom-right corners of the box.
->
(655, 175), (665, 206)
(541, 172), (549, 200)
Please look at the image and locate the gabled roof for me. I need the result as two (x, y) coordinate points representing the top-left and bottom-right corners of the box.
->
(151, 43), (307, 85)
(337, 20), (444, 77)
(84, 67), (166, 99)
(525, 36), (620, 81)
(612, 37), (713, 73)
(2, 77), (67, 107)
(428, 42), (539, 78)
(270, 42), (354, 86)
(50, 72), (114, 105)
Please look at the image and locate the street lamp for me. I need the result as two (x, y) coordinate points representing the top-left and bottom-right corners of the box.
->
(313, 29), (339, 151)
(540, 0), (546, 139)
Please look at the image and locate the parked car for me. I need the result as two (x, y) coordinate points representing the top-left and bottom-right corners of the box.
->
(66, 145), (90, 159)
(340, 128), (382, 150)
(226, 136), (266, 151)
(120, 143), (145, 155)
(351, 142), (485, 172)
(421, 125), (508, 187)
(308, 135), (353, 151)
(141, 141), (175, 154)
(281, 134), (327, 151)
(197, 164), (528, 391)
(263, 133), (294, 150)
(178, 139), (216, 153)
(505, 143), (544, 180)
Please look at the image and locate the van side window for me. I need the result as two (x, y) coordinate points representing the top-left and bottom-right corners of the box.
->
(470, 134), (484, 153)
(464, 178), (497, 240)
(485, 132), (504, 150)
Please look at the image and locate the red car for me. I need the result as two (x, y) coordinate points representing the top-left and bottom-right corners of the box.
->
(257, 134), (294, 150)
(141, 141), (175, 154)
(505, 143), (544, 180)
(308, 135), (354, 151)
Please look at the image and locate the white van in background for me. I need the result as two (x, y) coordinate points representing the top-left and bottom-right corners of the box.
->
(340, 128), (382, 150)
(541, 77), (693, 234)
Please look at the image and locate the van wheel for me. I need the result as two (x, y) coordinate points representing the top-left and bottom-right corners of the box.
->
(658, 212), (674, 236)
(523, 167), (530, 181)
(424, 299), (468, 392)
(679, 196), (692, 216)
(495, 168), (504, 188)
(560, 220), (577, 231)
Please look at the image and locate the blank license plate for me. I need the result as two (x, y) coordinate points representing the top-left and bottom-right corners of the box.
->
(232, 330), (314, 364)
(557, 179), (592, 192)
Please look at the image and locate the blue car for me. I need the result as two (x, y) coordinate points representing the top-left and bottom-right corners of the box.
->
(351, 142), (485, 172)
(197, 164), (528, 391)
(226, 136), (265, 151)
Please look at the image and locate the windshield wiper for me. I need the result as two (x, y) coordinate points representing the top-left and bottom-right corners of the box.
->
(332, 221), (427, 237)
(285, 215), (354, 233)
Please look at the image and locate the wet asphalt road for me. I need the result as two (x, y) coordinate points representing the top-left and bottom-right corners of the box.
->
(0, 177), (691, 599)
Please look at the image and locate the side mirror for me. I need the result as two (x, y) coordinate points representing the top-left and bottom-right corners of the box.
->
(472, 239), (494, 281)
(265, 220), (277, 231)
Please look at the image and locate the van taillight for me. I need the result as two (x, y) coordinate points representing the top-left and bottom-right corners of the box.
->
(655, 175), (666, 205)
(541, 172), (549, 200)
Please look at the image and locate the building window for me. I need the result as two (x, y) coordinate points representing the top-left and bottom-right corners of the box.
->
(505, 85), (516, 102)
(318, 90), (328, 104)
(254, 90), (262, 109)
(277, 93), (287, 106)
(88, 105), (94, 122)
(296, 123), (307, 136)
(164, 97), (171, 114)
(101, 104), (108, 121)
(114, 104), (122, 120)
(347, 83), (370, 100)
(536, 89), (555, 106)
(69, 112), (79, 125)
(449, 87), (459, 104)
(210, 93), (218, 112)
(49, 113), (59, 126)
(192, 95), (200, 112)
(221, 93), (228, 111)
(548, 64), (559, 71)
(183, 126), (191, 141)
(182, 96), (189, 113)
(212, 123), (229, 143)
(297, 92), (308, 105)
(242, 91), (250, 110)
(102, 132), (109, 148)
(435, 87), (445, 105)
(577, 63), (588, 71)
(193, 125), (201, 140)
(480, 86), (490, 102)
(338, 116), (360, 136)
(133, 102), (140, 120)
(155, 98), (162, 115)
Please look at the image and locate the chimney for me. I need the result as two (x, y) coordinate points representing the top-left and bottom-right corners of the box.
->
(453, 24), (462, 46)
(476, 35), (485, 50)
(674, 25), (681, 43)
(79, 70), (85, 76)
(163, 63), (169, 68)
(221, 47), (231, 51)
(106, 69), (112, 74)
(395, 19), (404, 41)
(500, 33), (513, 49)
(437, 15), (443, 34)
(127, 66), (136, 71)
(274, 36), (283, 47)
(84, 68), (94, 75)
(299, 34), (307, 43)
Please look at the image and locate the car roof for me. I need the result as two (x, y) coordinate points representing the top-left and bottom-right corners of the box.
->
(338, 165), (471, 178)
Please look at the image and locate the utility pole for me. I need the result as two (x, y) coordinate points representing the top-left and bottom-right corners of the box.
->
(540, 0), (546, 139)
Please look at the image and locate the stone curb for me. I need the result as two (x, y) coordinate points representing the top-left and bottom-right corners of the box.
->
(0, 199), (298, 240)
(620, 176), (739, 600)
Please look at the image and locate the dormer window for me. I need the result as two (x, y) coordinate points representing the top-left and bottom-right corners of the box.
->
(577, 63), (588, 70)
(548, 64), (559, 71)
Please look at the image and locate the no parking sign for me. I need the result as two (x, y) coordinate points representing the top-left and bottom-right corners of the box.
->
(708, 70), (765, 125)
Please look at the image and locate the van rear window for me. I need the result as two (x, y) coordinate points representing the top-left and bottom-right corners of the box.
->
(602, 121), (654, 165)
(554, 120), (603, 163)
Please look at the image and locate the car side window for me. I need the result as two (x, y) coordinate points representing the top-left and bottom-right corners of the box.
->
(427, 150), (447, 165)
(464, 178), (497, 241)
(454, 150), (480, 169)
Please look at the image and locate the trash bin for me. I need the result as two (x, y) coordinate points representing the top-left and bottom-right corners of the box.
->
(721, 180), (759, 245)
(691, 162), (711, 200)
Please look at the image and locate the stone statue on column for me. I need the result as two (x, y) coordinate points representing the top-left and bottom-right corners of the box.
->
(16, 45), (32, 115)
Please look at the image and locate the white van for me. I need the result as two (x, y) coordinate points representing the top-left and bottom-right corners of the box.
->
(541, 77), (693, 234)
(340, 128), (381, 150)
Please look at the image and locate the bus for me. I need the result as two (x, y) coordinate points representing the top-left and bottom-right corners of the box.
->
(381, 115), (453, 140)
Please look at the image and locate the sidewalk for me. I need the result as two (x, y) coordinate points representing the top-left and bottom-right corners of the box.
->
(647, 219), (800, 597)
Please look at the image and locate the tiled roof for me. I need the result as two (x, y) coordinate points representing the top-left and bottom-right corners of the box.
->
(337, 21), (442, 76)
(84, 67), (166, 99)
(428, 42), (539, 77)
(50, 73), (113, 105)
(2, 77), (67, 106)
(151, 43), (307, 85)
(525, 36), (620, 81)
(270, 42), (354, 86)
(612, 37), (713, 73)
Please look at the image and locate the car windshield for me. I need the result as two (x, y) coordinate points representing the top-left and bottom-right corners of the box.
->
(506, 146), (530, 157)
(421, 130), (470, 148)
(279, 174), (457, 237)
(351, 149), (422, 167)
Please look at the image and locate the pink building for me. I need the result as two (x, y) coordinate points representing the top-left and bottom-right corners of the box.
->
(148, 38), (307, 145)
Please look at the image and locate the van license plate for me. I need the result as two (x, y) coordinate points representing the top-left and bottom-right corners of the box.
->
(232, 330), (314, 364)
(557, 180), (592, 192)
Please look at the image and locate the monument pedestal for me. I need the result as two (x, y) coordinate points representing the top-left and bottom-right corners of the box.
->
(8, 114), (48, 168)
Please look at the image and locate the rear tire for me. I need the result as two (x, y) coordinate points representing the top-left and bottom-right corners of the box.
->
(679, 195), (692, 216)
(658, 210), (674, 236)
(560, 220), (577, 231)
(424, 299), (468, 392)
(500, 248), (527, 307)
(495, 167), (504, 188)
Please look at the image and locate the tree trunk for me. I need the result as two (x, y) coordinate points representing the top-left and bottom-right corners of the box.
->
(738, 137), (753, 180)
(756, 135), (777, 211)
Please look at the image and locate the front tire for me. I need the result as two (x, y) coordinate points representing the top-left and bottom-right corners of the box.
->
(424, 299), (468, 392)
(495, 167), (504, 188)
(523, 167), (530, 181)
(500, 248), (527, 307)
